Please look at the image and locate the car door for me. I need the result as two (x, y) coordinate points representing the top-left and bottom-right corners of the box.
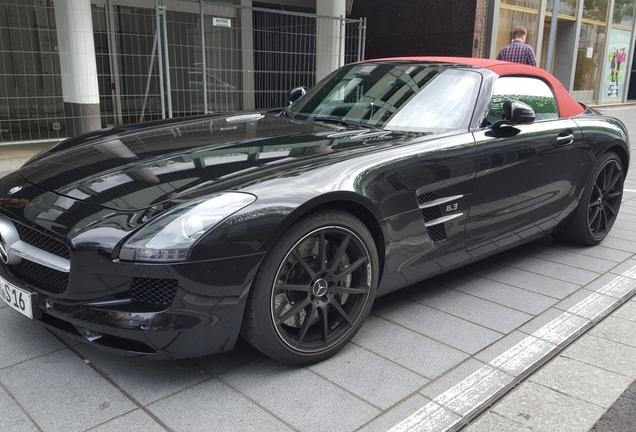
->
(465, 76), (586, 249)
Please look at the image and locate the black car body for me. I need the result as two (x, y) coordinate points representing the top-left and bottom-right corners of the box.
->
(0, 58), (628, 364)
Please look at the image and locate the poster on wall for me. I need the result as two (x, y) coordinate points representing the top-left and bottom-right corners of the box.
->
(600, 28), (632, 104)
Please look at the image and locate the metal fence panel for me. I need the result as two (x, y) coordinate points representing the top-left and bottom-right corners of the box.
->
(0, 0), (366, 145)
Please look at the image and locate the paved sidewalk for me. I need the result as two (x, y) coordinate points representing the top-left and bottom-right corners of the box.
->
(463, 105), (636, 432)
(1, 107), (636, 432)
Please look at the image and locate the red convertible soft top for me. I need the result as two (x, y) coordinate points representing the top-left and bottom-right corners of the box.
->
(366, 56), (585, 119)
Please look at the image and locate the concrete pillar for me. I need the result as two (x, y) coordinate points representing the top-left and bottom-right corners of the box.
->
(316, 0), (346, 82)
(241, 0), (256, 110)
(54, 0), (101, 137)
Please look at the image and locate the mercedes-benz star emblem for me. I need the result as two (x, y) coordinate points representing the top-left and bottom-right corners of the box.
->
(8, 186), (22, 194)
(312, 279), (328, 297)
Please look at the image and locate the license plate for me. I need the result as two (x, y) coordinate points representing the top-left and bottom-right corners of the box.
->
(1, 275), (33, 319)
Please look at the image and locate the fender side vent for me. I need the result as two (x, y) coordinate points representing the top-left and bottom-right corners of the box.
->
(417, 192), (436, 206)
(417, 192), (448, 242)
(428, 224), (448, 242)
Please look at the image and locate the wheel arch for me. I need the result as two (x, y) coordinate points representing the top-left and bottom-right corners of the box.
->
(261, 192), (387, 282)
(603, 142), (630, 176)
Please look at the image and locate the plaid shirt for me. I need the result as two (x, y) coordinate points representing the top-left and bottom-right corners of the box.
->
(496, 40), (537, 66)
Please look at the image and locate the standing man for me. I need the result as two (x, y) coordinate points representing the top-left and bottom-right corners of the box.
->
(497, 26), (537, 66)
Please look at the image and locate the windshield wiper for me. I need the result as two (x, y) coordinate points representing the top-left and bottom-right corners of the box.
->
(313, 116), (380, 130)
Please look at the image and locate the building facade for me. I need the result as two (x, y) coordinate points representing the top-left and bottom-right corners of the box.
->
(3, 0), (636, 147)
(351, 0), (636, 106)
(0, 0), (364, 145)
(491, 0), (636, 105)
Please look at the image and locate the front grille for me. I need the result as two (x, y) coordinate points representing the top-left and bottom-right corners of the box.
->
(14, 260), (69, 294)
(14, 223), (70, 260)
(10, 222), (70, 294)
(131, 278), (178, 305)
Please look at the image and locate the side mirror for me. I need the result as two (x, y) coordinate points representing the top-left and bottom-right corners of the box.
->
(502, 100), (535, 124)
(289, 86), (308, 104)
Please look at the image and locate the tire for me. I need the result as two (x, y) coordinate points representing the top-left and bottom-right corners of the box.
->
(241, 210), (379, 365)
(558, 152), (624, 245)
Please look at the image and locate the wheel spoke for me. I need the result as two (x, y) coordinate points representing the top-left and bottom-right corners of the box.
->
(606, 190), (622, 199)
(330, 300), (354, 326)
(318, 230), (327, 272)
(276, 297), (311, 325)
(604, 203), (618, 217)
(327, 234), (351, 272)
(294, 302), (317, 347)
(602, 163), (614, 190)
(334, 256), (368, 280)
(593, 208), (604, 233)
(291, 250), (317, 279)
(589, 205), (601, 230)
(275, 283), (312, 293)
(318, 305), (329, 347)
(605, 167), (621, 191)
(332, 285), (368, 295)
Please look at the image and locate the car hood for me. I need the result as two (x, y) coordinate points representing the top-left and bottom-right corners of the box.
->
(18, 112), (422, 211)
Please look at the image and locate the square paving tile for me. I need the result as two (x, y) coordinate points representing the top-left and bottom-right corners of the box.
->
(491, 382), (605, 432)
(75, 344), (211, 405)
(529, 356), (633, 408)
(89, 410), (166, 432)
(353, 314), (468, 379)
(219, 359), (379, 431)
(588, 316), (636, 349)
(0, 307), (66, 369)
(408, 285), (533, 333)
(562, 335), (636, 379)
(611, 300), (636, 322)
(148, 378), (293, 432)
(494, 255), (600, 286)
(439, 273), (557, 315)
(309, 343), (428, 409)
(0, 386), (38, 432)
(471, 263), (580, 299)
(0, 350), (135, 432)
(374, 298), (502, 354)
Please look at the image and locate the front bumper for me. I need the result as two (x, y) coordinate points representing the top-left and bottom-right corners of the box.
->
(0, 253), (265, 360)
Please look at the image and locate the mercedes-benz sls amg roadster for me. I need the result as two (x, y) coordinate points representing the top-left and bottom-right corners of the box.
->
(0, 57), (629, 365)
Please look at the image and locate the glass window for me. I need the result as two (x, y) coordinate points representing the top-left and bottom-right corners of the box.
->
(613, 0), (636, 26)
(583, 0), (609, 22)
(501, 0), (540, 9)
(486, 77), (558, 125)
(496, 8), (540, 56)
(385, 71), (481, 132)
(573, 23), (607, 103)
(288, 64), (482, 133)
(545, 0), (577, 16)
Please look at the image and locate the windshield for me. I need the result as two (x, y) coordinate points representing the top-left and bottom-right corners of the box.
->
(288, 63), (482, 133)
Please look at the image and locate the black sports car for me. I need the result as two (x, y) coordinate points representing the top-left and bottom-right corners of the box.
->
(0, 57), (628, 365)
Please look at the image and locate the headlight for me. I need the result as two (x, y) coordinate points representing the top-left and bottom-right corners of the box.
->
(119, 192), (256, 262)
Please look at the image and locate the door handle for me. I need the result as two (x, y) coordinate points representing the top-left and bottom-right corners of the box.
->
(556, 129), (574, 146)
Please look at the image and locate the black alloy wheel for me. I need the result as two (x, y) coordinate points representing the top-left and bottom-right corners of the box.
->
(587, 157), (623, 239)
(557, 152), (624, 245)
(242, 210), (378, 365)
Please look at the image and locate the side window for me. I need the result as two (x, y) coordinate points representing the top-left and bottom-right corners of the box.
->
(486, 77), (558, 125)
